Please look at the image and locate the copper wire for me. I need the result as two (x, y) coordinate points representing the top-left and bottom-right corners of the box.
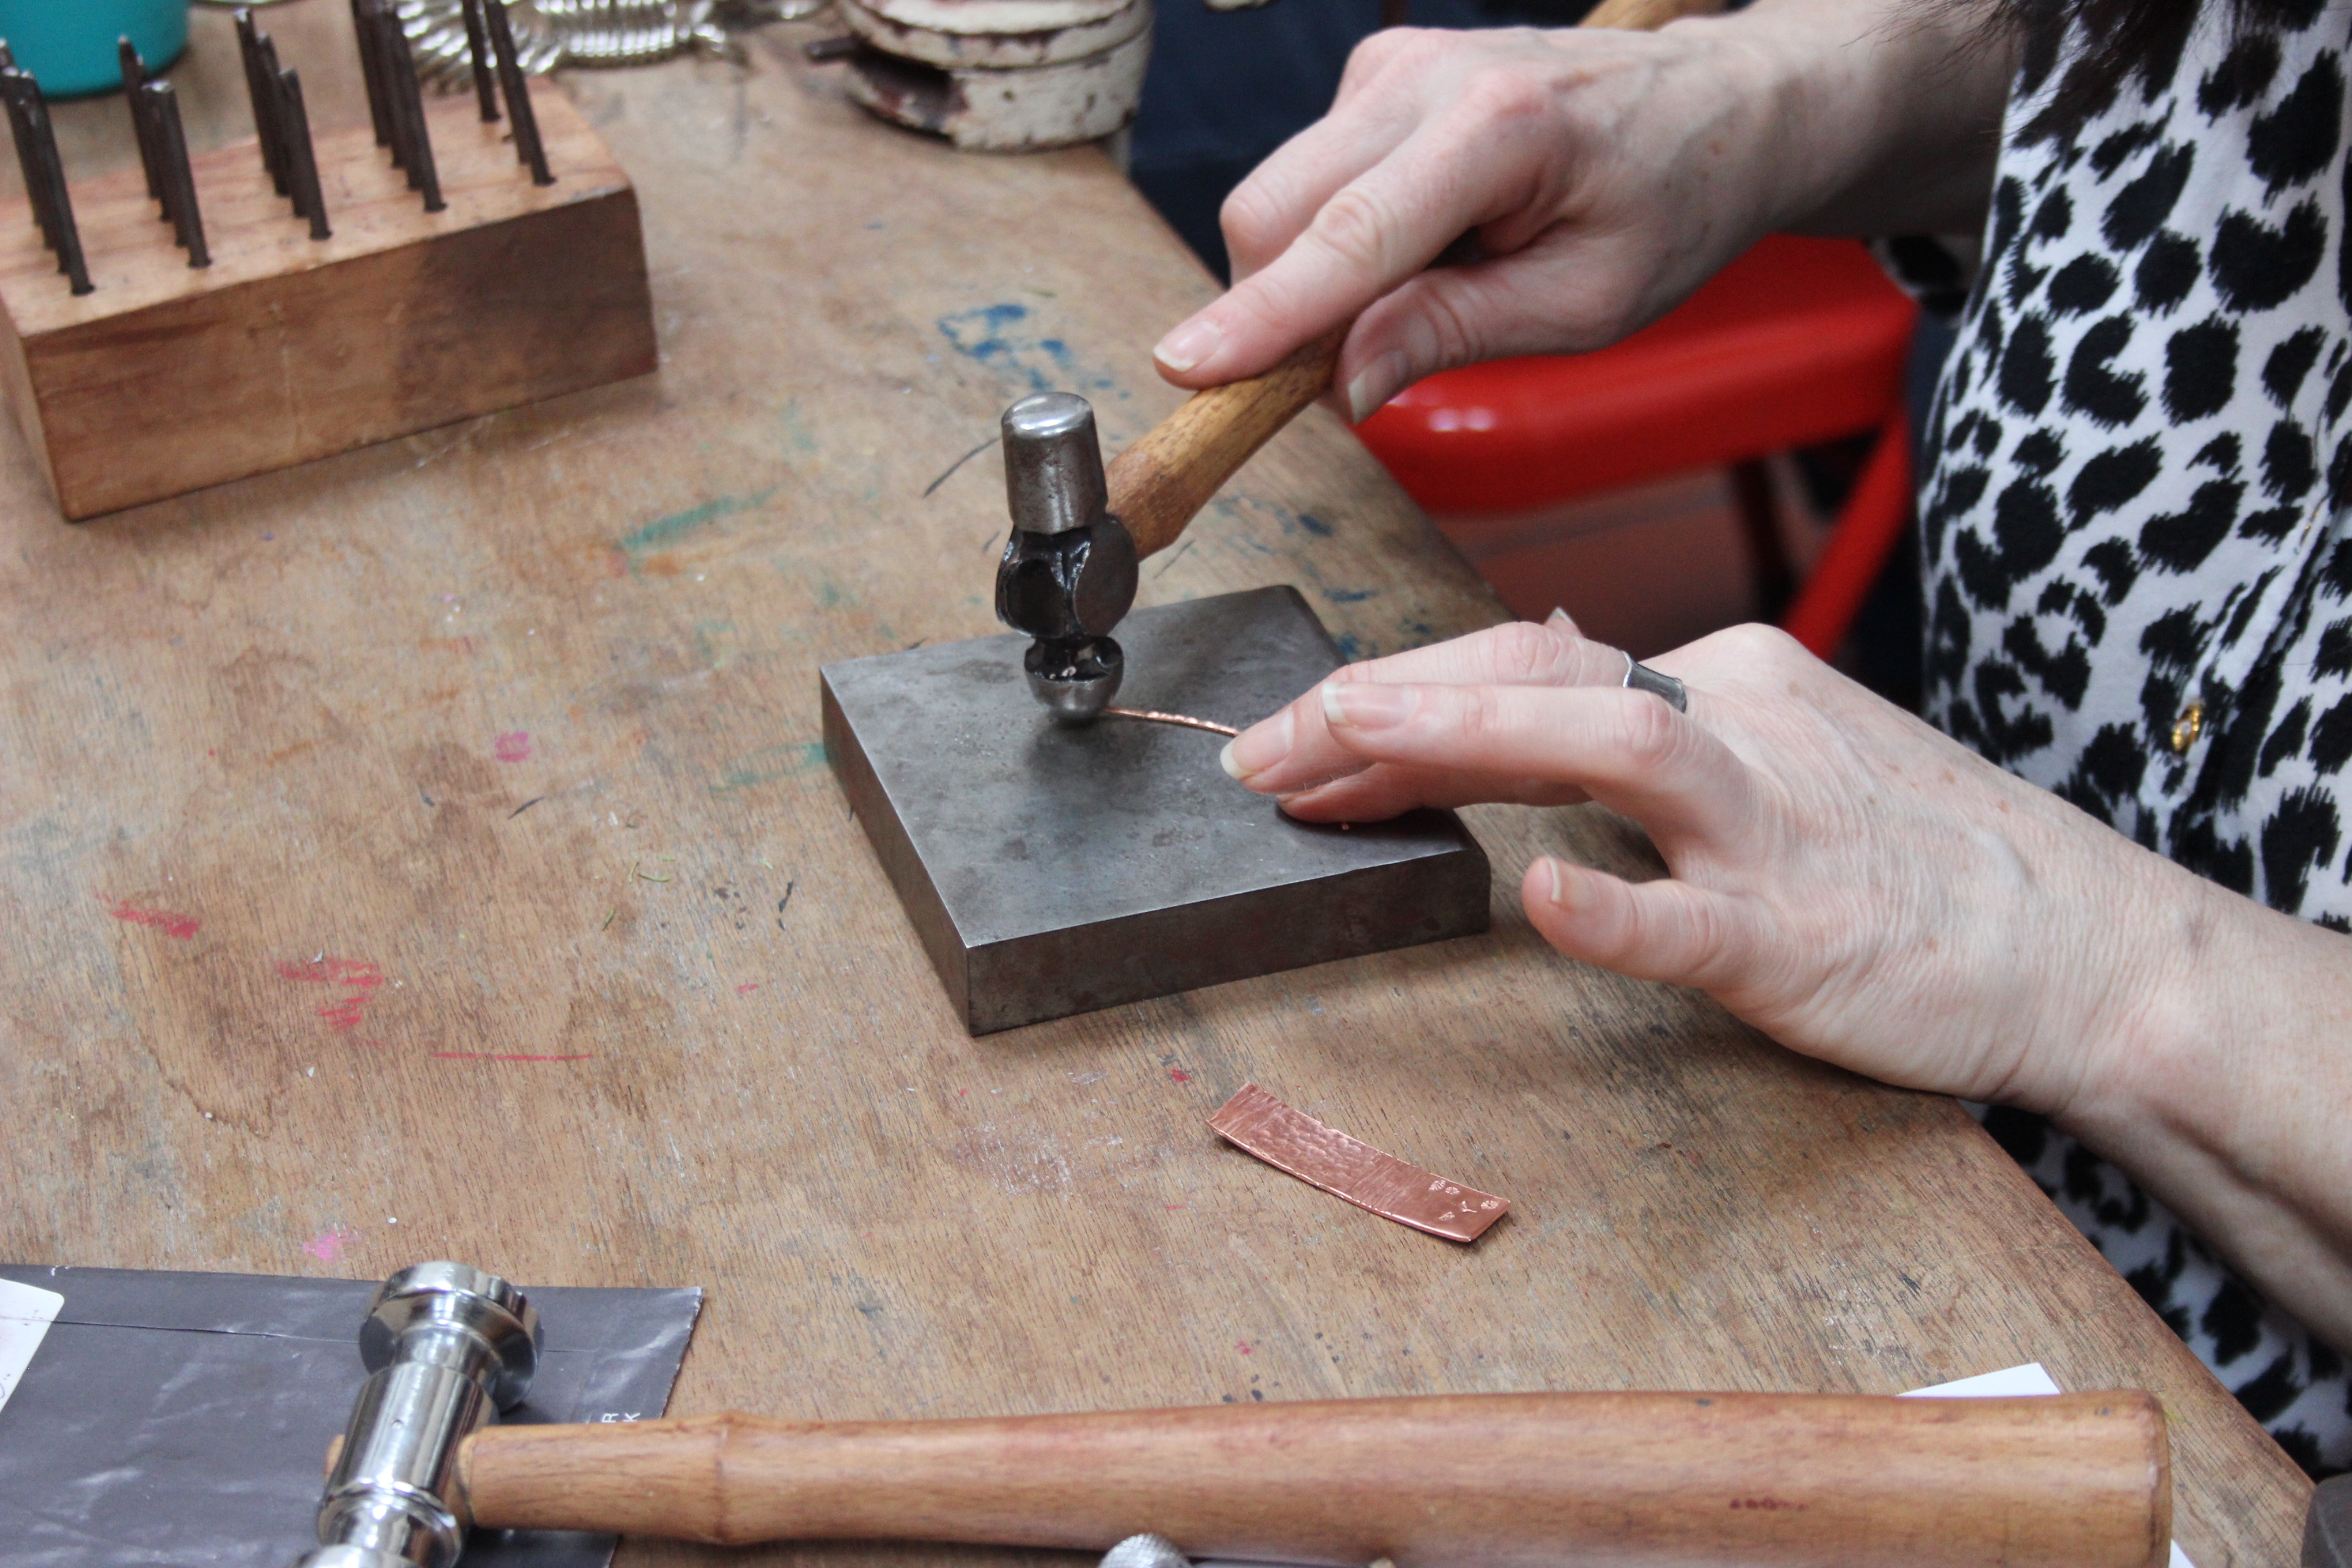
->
(1102, 706), (1239, 738)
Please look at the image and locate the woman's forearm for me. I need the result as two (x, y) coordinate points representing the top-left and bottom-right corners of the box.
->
(1683, 0), (2015, 238)
(2062, 865), (2352, 1352)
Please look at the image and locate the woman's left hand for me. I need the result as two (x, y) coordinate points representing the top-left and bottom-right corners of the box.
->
(1219, 612), (2178, 1117)
(1222, 612), (2352, 1352)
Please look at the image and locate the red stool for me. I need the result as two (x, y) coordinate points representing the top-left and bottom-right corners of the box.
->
(1355, 233), (1920, 659)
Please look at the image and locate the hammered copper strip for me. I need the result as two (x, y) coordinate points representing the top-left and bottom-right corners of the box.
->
(1207, 1082), (1510, 1243)
(1102, 706), (1240, 737)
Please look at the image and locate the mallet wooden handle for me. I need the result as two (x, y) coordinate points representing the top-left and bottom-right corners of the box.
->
(459, 1390), (2169, 1567)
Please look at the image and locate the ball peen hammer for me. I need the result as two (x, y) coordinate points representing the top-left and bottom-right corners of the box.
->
(298, 1263), (2178, 1568)
(992, 327), (1344, 723)
(988, 0), (1738, 724)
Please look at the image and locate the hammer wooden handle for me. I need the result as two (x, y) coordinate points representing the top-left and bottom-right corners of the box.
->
(1580, 0), (1726, 29)
(1105, 327), (1345, 558)
(1098, 0), (1722, 560)
(459, 1390), (2169, 1567)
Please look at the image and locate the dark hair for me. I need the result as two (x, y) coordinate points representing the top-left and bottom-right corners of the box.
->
(2008, 0), (2315, 140)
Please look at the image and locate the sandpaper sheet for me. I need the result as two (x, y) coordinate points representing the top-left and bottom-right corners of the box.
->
(0, 1264), (700, 1568)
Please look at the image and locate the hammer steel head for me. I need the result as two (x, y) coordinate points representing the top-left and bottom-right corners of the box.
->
(295, 1262), (542, 1568)
(1002, 391), (1108, 537)
(1024, 634), (1124, 723)
(996, 391), (1138, 723)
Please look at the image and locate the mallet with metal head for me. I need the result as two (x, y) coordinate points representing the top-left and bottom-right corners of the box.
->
(297, 1261), (540, 1568)
(994, 330), (1344, 721)
(294, 1262), (2208, 1568)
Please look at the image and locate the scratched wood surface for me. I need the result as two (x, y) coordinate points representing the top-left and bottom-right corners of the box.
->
(0, 10), (2312, 1568)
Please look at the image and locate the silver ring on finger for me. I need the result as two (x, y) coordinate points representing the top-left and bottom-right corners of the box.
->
(1622, 651), (1688, 713)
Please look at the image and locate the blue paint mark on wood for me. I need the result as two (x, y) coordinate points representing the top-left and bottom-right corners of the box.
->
(778, 399), (819, 455)
(619, 487), (779, 557)
(1324, 587), (1377, 604)
(938, 304), (1120, 397)
(1296, 512), (1335, 537)
(710, 740), (828, 796)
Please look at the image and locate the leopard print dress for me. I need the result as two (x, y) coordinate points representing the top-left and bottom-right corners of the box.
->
(1910, 0), (2352, 1476)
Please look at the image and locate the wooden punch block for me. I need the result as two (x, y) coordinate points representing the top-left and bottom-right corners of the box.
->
(0, 81), (655, 520)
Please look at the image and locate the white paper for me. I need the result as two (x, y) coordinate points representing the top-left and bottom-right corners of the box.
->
(0, 1277), (63, 1417)
(1904, 1362), (2195, 1568)
(1901, 1361), (2064, 1399)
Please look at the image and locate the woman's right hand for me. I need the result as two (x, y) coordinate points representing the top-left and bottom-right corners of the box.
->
(1152, 22), (1793, 419)
(1150, 0), (2018, 419)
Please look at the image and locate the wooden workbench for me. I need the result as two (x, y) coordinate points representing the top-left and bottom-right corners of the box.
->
(0, 9), (2313, 1565)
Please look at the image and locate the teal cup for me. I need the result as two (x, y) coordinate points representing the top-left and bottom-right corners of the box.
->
(0, 0), (190, 97)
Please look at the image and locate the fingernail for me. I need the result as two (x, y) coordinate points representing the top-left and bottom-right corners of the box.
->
(1221, 706), (1294, 783)
(1546, 606), (1573, 629)
(1154, 316), (1223, 374)
(1321, 681), (1415, 728)
(1539, 857), (1570, 906)
(1344, 350), (1411, 424)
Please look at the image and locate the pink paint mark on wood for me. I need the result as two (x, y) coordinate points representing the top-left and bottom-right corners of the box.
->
(493, 732), (532, 763)
(735, 982), (761, 996)
(430, 1051), (592, 1062)
(96, 894), (201, 940)
(276, 958), (382, 985)
(303, 1223), (359, 1262)
(1168, 1068), (1192, 1083)
(276, 957), (386, 1032)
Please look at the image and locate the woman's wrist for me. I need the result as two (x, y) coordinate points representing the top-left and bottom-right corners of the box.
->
(1691, 0), (2014, 237)
(2044, 847), (2352, 1348)
(1985, 814), (2187, 1122)
(1648, 10), (1830, 241)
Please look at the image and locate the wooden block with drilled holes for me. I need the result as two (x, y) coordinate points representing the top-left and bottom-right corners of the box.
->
(0, 80), (655, 520)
